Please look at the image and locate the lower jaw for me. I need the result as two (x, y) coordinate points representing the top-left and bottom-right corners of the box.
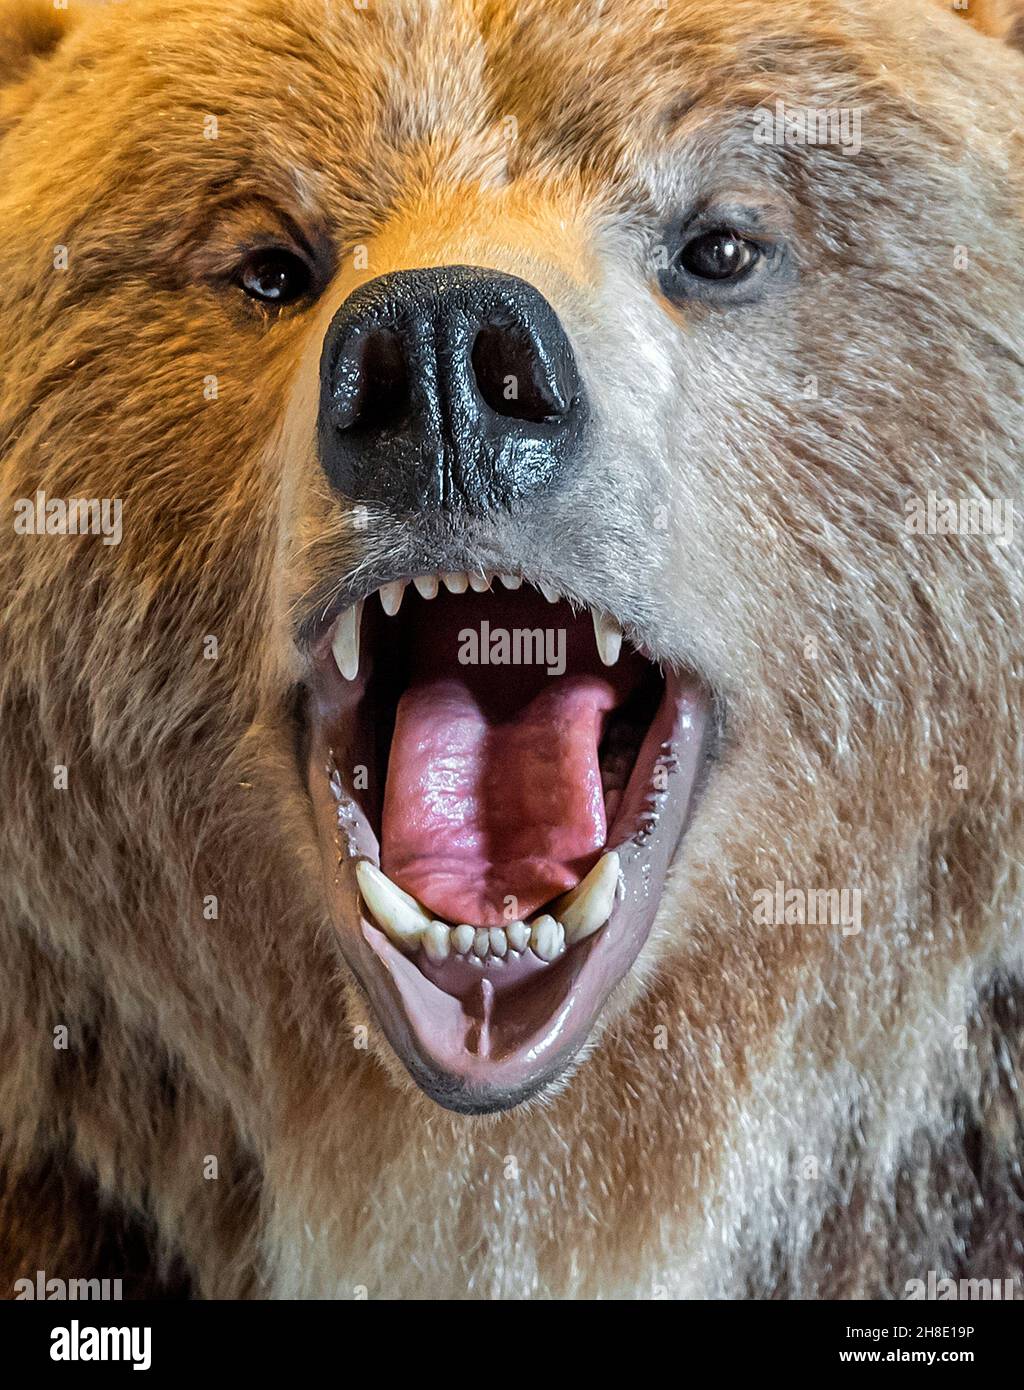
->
(307, 668), (714, 1113)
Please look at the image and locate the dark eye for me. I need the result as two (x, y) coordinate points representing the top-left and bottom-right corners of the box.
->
(238, 248), (312, 306)
(677, 229), (760, 281)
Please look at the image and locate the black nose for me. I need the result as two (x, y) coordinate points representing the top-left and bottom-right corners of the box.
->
(317, 265), (588, 513)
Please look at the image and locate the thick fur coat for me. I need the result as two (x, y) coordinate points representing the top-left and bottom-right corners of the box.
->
(0, 0), (1022, 1298)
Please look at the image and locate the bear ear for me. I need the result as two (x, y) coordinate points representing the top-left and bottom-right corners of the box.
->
(944, 0), (1024, 51)
(0, 0), (77, 90)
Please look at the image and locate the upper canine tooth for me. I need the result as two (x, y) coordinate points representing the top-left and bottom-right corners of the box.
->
(379, 579), (407, 616)
(413, 575), (439, 600)
(443, 572), (469, 594)
(530, 915), (563, 962)
(556, 851), (620, 944)
(423, 921), (451, 963)
(591, 609), (623, 667)
(355, 861), (431, 951)
(539, 582), (560, 604)
(331, 600), (364, 681)
(506, 920), (529, 952)
(468, 572), (491, 592)
(499, 574), (522, 590)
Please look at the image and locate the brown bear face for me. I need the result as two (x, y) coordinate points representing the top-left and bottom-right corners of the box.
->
(1, 0), (1021, 1125)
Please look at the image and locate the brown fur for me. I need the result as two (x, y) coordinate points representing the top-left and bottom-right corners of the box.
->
(0, 0), (1022, 1297)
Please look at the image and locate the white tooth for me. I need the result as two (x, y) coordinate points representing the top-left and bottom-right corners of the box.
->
(473, 928), (490, 958)
(379, 579), (407, 616)
(453, 924), (475, 954)
(413, 575), (439, 600)
(530, 914), (562, 962)
(468, 572), (491, 593)
(591, 609), (623, 667)
(538, 582), (560, 604)
(331, 600), (364, 681)
(443, 571), (469, 594)
(499, 574), (522, 590)
(355, 861), (430, 951)
(489, 927), (508, 958)
(506, 920), (529, 952)
(556, 851), (620, 944)
(424, 921), (451, 963)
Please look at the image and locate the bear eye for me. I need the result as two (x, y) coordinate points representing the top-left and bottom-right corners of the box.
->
(677, 229), (760, 281)
(237, 248), (312, 306)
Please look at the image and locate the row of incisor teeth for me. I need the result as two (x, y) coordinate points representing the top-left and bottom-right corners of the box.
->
(355, 854), (620, 963)
(427, 917), (563, 964)
(383, 572), (520, 613)
(331, 578), (624, 680)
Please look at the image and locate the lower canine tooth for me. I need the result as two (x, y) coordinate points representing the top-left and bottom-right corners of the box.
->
(556, 851), (620, 944)
(531, 915), (563, 962)
(423, 921), (451, 963)
(331, 601), (364, 681)
(506, 920), (529, 952)
(591, 609), (623, 666)
(379, 579), (407, 616)
(413, 575), (439, 600)
(355, 861), (430, 951)
(453, 925), (475, 954)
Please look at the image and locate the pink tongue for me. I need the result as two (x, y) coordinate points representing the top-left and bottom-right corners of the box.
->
(382, 673), (616, 926)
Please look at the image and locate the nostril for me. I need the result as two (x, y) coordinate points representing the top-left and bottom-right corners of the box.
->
(333, 328), (410, 432)
(471, 322), (567, 425)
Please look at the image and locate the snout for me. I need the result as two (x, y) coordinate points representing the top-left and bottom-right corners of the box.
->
(317, 265), (589, 513)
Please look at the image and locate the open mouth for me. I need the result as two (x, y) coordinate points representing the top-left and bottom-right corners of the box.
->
(304, 572), (713, 1112)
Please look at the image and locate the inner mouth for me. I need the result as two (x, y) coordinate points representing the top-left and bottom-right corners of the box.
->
(305, 573), (713, 1112)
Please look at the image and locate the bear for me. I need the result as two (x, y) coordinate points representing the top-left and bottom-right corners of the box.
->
(0, 0), (1021, 1300)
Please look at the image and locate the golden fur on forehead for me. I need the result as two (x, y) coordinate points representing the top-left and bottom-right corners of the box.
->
(0, 0), (1021, 1298)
